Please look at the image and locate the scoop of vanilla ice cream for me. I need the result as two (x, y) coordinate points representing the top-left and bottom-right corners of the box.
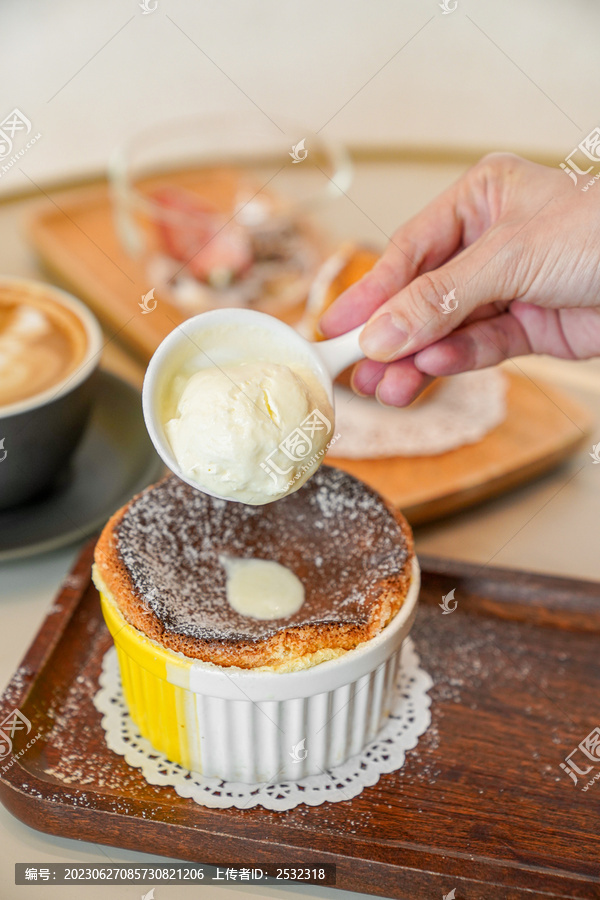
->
(164, 362), (334, 504)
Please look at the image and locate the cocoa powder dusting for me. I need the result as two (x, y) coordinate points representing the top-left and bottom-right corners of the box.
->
(115, 467), (409, 643)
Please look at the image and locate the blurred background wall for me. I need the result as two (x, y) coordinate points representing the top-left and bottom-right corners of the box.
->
(1, 0), (598, 196)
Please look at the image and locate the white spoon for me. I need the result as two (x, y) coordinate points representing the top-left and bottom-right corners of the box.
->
(142, 308), (363, 500)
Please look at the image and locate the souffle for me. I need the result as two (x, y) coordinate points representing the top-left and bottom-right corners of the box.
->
(93, 466), (414, 671)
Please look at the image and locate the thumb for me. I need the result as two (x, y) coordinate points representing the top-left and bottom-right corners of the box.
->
(359, 231), (518, 362)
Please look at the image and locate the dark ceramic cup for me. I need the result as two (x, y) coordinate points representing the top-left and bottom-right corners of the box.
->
(0, 279), (103, 511)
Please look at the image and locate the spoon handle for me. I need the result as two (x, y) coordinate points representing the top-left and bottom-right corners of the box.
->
(312, 325), (364, 380)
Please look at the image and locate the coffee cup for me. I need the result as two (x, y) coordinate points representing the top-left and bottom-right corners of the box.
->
(0, 278), (103, 510)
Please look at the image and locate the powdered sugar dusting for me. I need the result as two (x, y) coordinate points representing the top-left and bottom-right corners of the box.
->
(115, 467), (409, 643)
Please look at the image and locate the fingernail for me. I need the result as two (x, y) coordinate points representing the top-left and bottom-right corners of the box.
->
(349, 370), (367, 396)
(374, 383), (393, 408)
(360, 314), (408, 361)
(375, 379), (403, 409)
(350, 366), (377, 397)
(319, 308), (335, 335)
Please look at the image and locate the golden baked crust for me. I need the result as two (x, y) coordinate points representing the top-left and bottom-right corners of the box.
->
(94, 467), (414, 669)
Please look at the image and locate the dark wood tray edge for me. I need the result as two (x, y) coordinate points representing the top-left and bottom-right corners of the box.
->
(419, 554), (600, 632)
(1, 541), (600, 898)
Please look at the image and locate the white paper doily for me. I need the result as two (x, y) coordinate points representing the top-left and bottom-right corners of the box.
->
(94, 638), (432, 810)
(332, 368), (506, 458)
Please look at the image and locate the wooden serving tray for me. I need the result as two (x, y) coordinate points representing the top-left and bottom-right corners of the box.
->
(27, 180), (319, 361)
(28, 182), (194, 362)
(1, 541), (599, 899)
(329, 372), (594, 524)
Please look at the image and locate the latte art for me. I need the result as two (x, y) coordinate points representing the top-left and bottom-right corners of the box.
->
(0, 292), (88, 410)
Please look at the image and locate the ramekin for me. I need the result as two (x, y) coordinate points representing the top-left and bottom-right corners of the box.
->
(99, 558), (420, 783)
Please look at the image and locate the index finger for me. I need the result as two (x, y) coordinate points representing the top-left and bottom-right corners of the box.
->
(320, 173), (471, 338)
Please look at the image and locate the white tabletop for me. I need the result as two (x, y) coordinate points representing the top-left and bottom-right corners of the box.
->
(1, 160), (599, 900)
(1, 0), (597, 199)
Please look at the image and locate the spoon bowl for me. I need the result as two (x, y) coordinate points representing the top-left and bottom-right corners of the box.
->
(142, 308), (363, 501)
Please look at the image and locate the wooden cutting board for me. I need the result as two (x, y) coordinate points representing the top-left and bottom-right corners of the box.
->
(328, 371), (594, 524)
(27, 184), (594, 524)
(27, 178), (321, 361)
(2, 540), (600, 899)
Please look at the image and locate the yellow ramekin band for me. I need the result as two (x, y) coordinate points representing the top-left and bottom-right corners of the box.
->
(94, 559), (420, 781)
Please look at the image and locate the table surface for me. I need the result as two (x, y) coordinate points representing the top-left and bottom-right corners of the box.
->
(1, 160), (600, 900)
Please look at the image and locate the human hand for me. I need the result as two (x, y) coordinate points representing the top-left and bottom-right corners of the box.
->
(320, 153), (600, 406)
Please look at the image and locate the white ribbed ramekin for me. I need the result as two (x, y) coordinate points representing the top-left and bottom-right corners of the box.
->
(99, 558), (420, 783)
